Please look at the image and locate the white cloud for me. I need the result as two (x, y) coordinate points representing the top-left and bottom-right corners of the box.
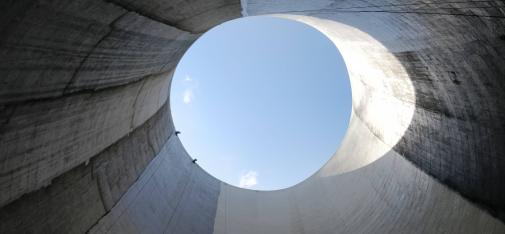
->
(184, 75), (192, 81)
(183, 89), (193, 104)
(239, 171), (258, 188)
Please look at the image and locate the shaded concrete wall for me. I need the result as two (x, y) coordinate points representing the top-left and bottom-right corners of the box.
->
(0, 0), (240, 233)
(1, 0), (505, 233)
(0, 103), (173, 234)
(0, 71), (171, 207)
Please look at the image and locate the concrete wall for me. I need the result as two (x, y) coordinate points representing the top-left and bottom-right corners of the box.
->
(89, 137), (221, 234)
(0, 0), (504, 233)
(0, 103), (173, 234)
(0, 0), (240, 232)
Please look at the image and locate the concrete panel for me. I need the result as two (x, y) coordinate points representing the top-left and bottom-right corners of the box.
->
(65, 12), (196, 94)
(0, 0), (195, 104)
(0, 0), (126, 103)
(107, 0), (242, 32)
(0, 71), (171, 207)
(89, 137), (221, 234)
(0, 103), (173, 233)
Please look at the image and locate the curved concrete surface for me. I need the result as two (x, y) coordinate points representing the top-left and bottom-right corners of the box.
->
(0, 0), (504, 233)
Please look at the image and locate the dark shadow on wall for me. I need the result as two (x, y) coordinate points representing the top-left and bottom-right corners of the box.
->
(391, 34), (505, 221)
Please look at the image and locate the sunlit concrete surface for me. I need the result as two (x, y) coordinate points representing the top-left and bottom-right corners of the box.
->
(1, 0), (504, 233)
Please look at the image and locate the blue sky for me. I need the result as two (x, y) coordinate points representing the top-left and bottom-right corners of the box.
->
(170, 16), (351, 190)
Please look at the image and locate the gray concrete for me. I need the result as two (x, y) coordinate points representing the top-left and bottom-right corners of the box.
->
(1, 0), (505, 233)
(0, 103), (173, 233)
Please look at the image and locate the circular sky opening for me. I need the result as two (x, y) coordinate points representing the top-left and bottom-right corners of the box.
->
(170, 16), (351, 190)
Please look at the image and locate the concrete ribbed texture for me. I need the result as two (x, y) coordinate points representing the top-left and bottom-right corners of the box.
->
(0, 0), (504, 233)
